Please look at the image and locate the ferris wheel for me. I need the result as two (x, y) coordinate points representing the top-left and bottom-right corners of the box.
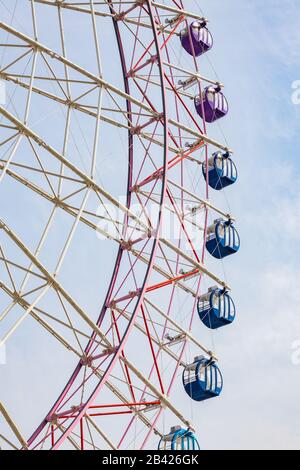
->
(0, 0), (239, 451)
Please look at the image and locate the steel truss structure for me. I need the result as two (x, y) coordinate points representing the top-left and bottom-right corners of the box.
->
(0, 0), (235, 450)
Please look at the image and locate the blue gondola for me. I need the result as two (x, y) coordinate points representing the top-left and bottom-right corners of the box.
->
(206, 219), (240, 259)
(183, 356), (223, 402)
(198, 287), (236, 329)
(158, 426), (200, 451)
(203, 152), (237, 190)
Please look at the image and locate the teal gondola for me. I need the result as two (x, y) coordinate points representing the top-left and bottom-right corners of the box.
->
(158, 426), (200, 451)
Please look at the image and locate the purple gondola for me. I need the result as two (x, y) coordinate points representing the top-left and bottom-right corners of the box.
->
(180, 21), (213, 57)
(195, 86), (229, 123)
